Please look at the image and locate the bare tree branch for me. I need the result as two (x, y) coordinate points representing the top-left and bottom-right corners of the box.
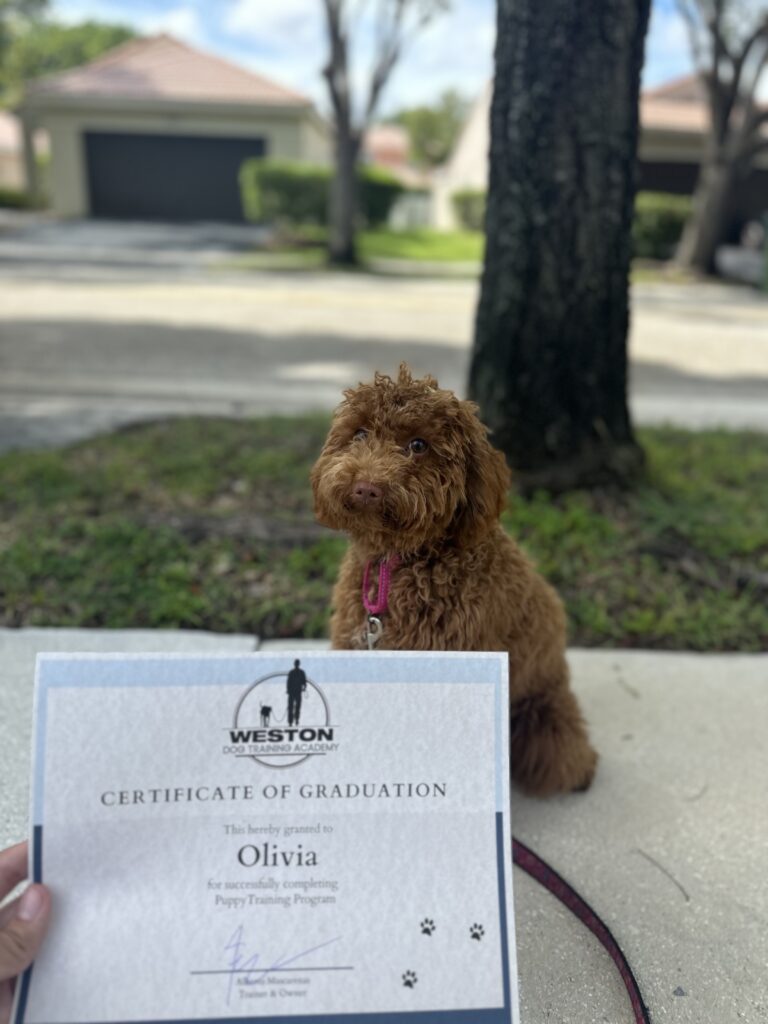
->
(320, 0), (447, 264)
(731, 16), (768, 88)
(745, 104), (768, 137)
(323, 0), (445, 132)
(738, 32), (768, 130)
(733, 41), (768, 156)
(322, 0), (348, 118)
(709, 0), (733, 70)
(741, 128), (768, 163)
(676, 0), (709, 75)
(363, 0), (407, 127)
(361, 0), (446, 130)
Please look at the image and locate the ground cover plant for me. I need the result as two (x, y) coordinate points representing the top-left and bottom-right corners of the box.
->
(0, 417), (765, 650)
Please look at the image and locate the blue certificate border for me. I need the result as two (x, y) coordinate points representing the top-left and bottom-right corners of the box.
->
(16, 652), (516, 1024)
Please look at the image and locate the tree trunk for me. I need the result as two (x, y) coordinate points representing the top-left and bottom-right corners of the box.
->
(469, 0), (650, 492)
(675, 152), (737, 274)
(328, 128), (360, 266)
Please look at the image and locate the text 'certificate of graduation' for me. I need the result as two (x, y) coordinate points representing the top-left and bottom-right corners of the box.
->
(15, 651), (519, 1024)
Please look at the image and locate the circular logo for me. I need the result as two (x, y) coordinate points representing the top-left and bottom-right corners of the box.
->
(232, 667), (332, 769)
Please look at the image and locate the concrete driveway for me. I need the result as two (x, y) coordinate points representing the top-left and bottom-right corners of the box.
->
(0, 212), (269, 273)
(1, 218), (768, 450)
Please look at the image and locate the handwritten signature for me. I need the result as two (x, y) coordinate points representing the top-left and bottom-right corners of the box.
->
(223, 925), (341, 1005)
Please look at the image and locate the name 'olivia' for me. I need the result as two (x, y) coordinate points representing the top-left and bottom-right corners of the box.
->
(237, 843), (317, 868)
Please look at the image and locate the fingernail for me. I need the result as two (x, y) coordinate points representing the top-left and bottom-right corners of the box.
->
(18, 885), (45, 922)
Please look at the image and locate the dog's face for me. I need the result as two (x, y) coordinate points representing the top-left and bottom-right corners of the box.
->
(311, 365), (510, 555)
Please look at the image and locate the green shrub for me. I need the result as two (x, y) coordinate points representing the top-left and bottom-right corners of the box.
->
(239, 159), (404, 228)
(239, 159), (328, 225)
(633, 191), (692, 260)
(359, 165), (405, 227)
(452, 189), (486, 231)
(447, 188), (692, 257)
(0, 187), (39, 209)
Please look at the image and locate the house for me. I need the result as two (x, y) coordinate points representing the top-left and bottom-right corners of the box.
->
(16, 34), (330, 221)
(434, 75), (768, 234)
(362, 122), (433, 227)
(364, 124), (410, 172)
(431, 82), (491, 230)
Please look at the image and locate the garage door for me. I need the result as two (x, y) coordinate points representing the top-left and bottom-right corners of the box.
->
(84, 131), (267, 222)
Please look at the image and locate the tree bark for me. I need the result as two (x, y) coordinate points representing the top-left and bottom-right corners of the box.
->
(675, 150), (739, 274)
(469, 0), (651, 492)
(328, 127), (360, 266)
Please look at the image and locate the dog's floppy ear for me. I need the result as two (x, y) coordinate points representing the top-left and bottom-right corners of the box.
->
(450, 401), (511, 545)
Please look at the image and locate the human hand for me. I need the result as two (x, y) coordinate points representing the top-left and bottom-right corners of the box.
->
(0, 842), (51, 1024)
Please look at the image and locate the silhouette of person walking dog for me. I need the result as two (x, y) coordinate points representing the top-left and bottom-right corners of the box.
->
(286, 659), (307, 726)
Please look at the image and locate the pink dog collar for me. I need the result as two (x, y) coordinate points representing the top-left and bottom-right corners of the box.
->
(362, 555), (400, 616)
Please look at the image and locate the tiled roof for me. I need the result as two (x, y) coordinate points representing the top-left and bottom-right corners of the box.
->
(641, 96), (709, 133)
(641, 74), (709, 133)
(643, 74), (706, 104)
(641, 73), (768, 136)
(24, 34), (310, 108)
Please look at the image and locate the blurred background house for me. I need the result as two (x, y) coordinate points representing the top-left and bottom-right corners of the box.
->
(639, 76), (768, 240)
(434, 74), (768, 241)
(362, 123), (432, 228)
(15, 34), (330, 221)
(1, 21), (765, 273)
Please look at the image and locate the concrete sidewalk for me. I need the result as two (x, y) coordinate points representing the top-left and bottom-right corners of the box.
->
(1, 628), (766, 1023)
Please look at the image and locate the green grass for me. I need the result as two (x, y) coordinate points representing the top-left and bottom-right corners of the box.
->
(0, 418), (766, 650)
(226, 229), (702, 281)
(226, 227), (485, 271)
(358, 228), (484, 263)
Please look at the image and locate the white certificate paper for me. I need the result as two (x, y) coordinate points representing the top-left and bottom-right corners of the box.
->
(15, 651), (519, 1024)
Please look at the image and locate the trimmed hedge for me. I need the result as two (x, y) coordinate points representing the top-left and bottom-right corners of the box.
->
(362, 165), (407, 227)
(633, 191), (692, 260)
(240, 159), (405, 228)
(0, 187), (40, 209)
(451, 188), (692, 259)
(452, 189), (486, 231)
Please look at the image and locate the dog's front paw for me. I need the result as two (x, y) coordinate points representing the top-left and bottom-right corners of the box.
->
(572, 745), (598, 793)
(511, 691), (599, 797)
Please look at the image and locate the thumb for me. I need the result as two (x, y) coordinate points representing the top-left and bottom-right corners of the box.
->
(0, 885), (51, 982)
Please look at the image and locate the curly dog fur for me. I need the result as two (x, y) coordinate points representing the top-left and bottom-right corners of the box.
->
(311, 364), (597, 796)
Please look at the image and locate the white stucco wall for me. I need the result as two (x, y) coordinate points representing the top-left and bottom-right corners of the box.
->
(433, 82), (491, 230)
(301, 114), (332, 166)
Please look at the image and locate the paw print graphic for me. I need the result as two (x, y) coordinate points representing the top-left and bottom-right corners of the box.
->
(470, 923), (485, 941)
(402, 970), (418, 989)
(420, 918), (436, 935)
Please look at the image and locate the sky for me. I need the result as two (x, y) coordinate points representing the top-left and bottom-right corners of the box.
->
(50, 0), (694, 116)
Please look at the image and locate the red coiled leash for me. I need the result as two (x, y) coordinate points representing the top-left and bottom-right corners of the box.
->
(513, 837), (652, 1023)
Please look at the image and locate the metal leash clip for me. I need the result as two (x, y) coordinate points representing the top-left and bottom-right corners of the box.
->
(365, 615), (383, 650)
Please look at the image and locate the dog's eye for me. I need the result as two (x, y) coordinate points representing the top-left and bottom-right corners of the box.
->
(407, 438), (429, 455)
(353, 429), (368, 442)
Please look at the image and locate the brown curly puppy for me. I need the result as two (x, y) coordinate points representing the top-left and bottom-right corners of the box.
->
(311, 364), (597, 796)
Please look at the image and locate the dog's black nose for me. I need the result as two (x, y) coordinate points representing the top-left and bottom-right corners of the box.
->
(351, 480), (383, 506)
